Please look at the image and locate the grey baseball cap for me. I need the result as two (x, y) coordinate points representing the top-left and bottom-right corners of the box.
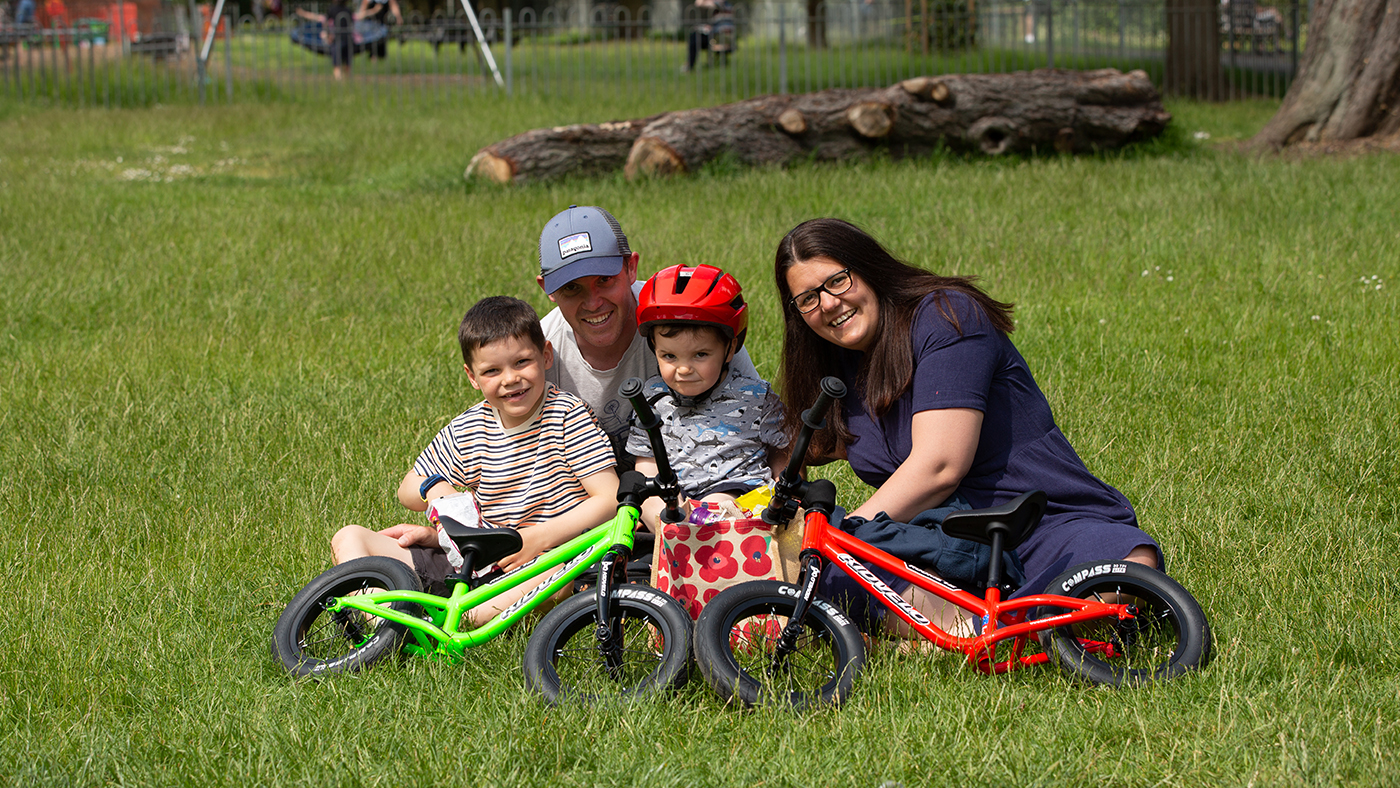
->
(538, 205), (632, 294)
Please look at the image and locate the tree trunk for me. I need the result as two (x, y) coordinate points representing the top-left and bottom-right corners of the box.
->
(463, 116), (661, 184)
(465, 70), (1170, 184)
(806, 0), (827, 48)
(1164, 0), (1223, 99)
(1249, 0), (1400, 149)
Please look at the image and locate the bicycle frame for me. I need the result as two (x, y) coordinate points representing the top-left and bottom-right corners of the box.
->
(794, 507), (1137, 674)
(327, 504), (642, 663)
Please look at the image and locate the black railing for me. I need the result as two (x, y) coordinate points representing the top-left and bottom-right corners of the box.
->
(0, 0), (1306, 108)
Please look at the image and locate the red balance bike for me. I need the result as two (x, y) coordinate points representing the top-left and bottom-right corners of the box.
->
(692, 377), (1212, 708)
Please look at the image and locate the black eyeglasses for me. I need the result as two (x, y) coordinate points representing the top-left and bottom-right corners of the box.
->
(789, 269), (853, 314)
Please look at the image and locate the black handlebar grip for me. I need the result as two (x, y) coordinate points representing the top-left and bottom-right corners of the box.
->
(617, 470), (648, 502)
(618, 376), (644, 401)
(801, 376), (846, 431)
(821, 376), (847, 400)
(803, 479), (838, 516)
(623, 376), (663, 433)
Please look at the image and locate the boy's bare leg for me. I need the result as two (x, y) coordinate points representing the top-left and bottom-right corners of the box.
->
(331, 523), (418, 568)
(466, 571), (562, 628)
(638, 496), (664, 533)
(327, 525), (426, 622)
(333, 524), (568, 626)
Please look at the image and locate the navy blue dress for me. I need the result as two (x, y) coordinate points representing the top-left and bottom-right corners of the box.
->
(837, 291), (1161, 598)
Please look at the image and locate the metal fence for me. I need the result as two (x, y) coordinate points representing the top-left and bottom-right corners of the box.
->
(0, 0), (1306, 108)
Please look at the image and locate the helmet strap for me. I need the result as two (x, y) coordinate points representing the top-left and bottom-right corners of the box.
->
(667, 363), (730, 409)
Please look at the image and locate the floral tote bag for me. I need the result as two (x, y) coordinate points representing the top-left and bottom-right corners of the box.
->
(652, 517), (785, 620)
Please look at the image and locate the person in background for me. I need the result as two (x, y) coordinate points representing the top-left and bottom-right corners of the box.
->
(681, 0), (733, 73)
(15, 0), (37, 28)
(295, 0), (354, 80)
(354, 0), (399, 60)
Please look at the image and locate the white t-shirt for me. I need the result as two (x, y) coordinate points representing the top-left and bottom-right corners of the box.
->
(541, 282), (758, 457)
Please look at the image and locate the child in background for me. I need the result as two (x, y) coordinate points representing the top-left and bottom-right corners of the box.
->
(295, 0), (354, 80)
(331, 296), (619, 625)
(626, 264), (789, 529)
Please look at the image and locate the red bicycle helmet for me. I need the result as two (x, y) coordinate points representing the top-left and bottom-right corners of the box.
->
(637, 264), (748, 350)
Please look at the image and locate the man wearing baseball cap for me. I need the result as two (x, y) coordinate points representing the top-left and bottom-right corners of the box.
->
(537, 205), (758, 464)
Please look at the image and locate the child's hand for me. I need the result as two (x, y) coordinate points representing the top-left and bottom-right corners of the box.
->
(497, 526), (551, 572)
(379, 523), (438, 549)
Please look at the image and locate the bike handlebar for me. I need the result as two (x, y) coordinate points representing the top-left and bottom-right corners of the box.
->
(620, 377), (685, 523)
(763, 376), (846, 525)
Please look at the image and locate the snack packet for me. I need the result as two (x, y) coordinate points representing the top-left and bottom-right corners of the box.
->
(734, 484), (775, 519)
(427, 491), (487, 574)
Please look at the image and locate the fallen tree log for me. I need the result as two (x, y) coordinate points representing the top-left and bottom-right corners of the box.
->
(466, 69), (1169, 184)
(464, 115), (661, 184)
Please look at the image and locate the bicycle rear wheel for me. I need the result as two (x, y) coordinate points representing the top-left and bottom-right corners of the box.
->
(693, 580), (866, 709)
(271, 557), (422, 678)
(523, 584), (692, 704)
(1039, 561), (1212, 686)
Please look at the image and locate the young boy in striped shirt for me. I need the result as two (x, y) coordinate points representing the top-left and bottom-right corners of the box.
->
(331, 296), (619, 625)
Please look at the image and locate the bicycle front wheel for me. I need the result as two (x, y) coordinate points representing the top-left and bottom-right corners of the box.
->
(523, 584), (692, 704)
(1039, 561), (1212, 686)
(693, 580), (866, 710)
(271, 557), (422, 678)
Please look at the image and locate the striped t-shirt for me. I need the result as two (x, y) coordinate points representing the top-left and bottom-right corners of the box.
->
(412, 385), (615, 528)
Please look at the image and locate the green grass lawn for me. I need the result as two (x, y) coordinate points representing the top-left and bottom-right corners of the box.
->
(1, 93), (1397, 786)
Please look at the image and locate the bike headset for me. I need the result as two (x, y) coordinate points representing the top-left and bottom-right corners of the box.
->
(636, 263), (749, 408)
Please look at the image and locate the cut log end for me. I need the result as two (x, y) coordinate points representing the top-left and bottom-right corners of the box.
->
(625, 137), (687, 180)
(778, 108), (808, 135)
(847, 102), (894, 139)
(900, 76), (950, 104)
(465, 150), (514, 184)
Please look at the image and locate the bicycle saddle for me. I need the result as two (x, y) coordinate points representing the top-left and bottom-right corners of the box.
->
(939, 490), (1047, 551)
(438, 517), (523, 567)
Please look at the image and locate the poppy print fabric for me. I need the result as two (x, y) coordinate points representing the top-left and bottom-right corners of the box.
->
(653, 518), (783, 620)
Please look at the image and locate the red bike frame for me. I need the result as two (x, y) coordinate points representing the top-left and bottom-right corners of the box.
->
(798, 508), (1136, 674)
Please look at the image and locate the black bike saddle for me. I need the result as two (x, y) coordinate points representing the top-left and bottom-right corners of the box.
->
(438, 517), (523, 567)
(939, 490), (1047, 551)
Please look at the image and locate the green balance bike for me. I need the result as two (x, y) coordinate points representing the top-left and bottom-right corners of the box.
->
(271, 378), (692, 703)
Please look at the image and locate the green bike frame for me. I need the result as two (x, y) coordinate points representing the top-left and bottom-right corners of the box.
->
(327, 505), (643, 662)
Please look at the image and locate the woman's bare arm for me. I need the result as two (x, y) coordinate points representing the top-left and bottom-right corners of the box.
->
(848, 407), (982, 522)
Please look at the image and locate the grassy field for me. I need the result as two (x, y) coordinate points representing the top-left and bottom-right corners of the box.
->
(1, 92), (1396, 786)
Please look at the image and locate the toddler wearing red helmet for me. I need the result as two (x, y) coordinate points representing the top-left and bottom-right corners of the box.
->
(627, 264), (791, 530)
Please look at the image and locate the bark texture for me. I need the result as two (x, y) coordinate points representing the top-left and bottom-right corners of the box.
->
(1164, 0), (1224, 99)
(463, 116), (660, 184)
(1250, 0), (1400, 149)
(466, 69), (1170, 184)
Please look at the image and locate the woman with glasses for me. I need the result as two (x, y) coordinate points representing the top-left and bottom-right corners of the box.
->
(774, 218), (1161, 635)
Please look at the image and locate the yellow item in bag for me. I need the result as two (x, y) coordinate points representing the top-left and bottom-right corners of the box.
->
(734, 484), (775, 519)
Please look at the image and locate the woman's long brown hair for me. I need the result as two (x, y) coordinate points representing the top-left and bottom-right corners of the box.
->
(773, 218), (1015, 462)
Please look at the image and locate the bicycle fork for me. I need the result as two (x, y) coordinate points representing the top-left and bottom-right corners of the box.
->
(769, 550), (826, 674)
(592, 547), (631, 678)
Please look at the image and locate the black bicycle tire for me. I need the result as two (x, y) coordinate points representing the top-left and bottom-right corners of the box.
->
(271, 557), (421, 678)
(1039, 561), (1212, 686)
(693, 580), (866, 710)
(523, 584), (692, 704)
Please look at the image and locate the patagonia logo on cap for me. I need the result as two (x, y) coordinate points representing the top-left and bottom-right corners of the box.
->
(558, 232), (592, 259)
